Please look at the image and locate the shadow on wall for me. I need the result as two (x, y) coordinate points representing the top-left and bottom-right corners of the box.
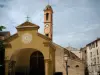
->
(15, 66), (29, 75)
(85, 67), (89, 75)
(54, 72), (63, 75)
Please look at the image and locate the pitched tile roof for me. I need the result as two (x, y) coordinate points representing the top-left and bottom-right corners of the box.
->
(16, 21), (39, 29)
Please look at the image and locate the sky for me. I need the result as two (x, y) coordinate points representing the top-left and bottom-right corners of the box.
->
(0, 0), (100, 48)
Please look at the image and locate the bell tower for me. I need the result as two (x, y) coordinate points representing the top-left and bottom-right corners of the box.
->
(44, 5), (53, 40)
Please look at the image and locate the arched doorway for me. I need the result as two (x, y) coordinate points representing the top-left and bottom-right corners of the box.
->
(30, 51), (45, 75)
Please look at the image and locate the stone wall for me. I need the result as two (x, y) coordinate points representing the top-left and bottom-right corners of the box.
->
(54, 43), (85, 75)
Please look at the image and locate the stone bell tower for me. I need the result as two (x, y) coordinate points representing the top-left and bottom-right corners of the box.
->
(44, 5), (53, 41)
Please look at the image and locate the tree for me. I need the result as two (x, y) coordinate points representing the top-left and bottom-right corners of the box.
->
(0, 26), (6, 31)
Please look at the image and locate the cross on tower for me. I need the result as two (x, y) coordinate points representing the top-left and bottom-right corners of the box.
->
(26, 16), (30, 21)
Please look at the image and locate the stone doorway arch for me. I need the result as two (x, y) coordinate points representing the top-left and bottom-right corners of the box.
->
(8, 48), (47, 75)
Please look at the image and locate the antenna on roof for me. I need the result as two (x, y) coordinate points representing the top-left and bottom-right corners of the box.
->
(48, 0), (50, 5)
(68, 43), (71, 47)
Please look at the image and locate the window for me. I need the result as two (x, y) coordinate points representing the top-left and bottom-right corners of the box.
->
(94, 58), (96, 65)
(98, 66), (100, 71)
(97, 57), (99, 64)
(96, 41), (98, 47)
(97, 49), (99, 55)
(92, 43), (95, 48)
(89, 45), (92, 50)
(45, 34), (49, 37)
(89, 43), (95, 49)
(46, 13), (49, 20)
(85, 50), (86, 53)
(90, 52), (92, 57)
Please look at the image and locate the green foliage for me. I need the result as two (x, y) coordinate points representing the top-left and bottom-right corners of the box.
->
(0, 26), (6, 31)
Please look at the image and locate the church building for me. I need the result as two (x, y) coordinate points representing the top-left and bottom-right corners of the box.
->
(3, 5), (85, 75)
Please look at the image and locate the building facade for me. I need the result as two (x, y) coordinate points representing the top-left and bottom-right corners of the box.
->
(55, 44), (85, 75)
(86, 38), (100, 75)
(66, 46), (81, 59)
(80, 47), (87, 63)
(0, 31), (10, 40)
(80, 47), (89, 75)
